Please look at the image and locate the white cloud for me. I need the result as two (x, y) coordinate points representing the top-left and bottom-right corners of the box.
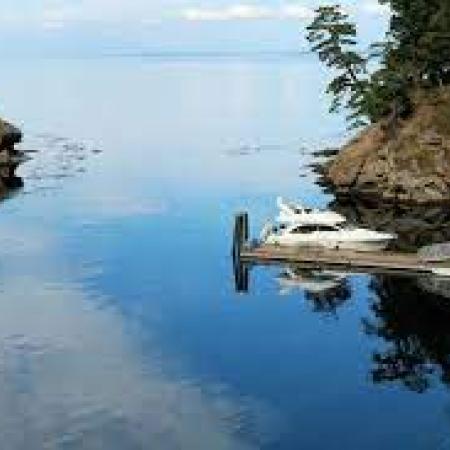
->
(0, 0), (165, 30)
(361, 0), (390, 16)
(181, 4), (314, 22)
(280, 5), (315, 20)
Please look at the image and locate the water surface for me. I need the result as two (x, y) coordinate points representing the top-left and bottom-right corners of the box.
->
(0, 55), (448, 449)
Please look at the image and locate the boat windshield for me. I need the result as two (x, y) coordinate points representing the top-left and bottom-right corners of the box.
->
(290, 224), (340, 234)
(291, 225), (317, 234)
(316, 224), (340, 232)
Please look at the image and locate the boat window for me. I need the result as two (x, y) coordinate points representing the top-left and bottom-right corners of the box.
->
(291, 225), (317, 234)
(304, 208), (313, 213)
(316, 225), (338, 232)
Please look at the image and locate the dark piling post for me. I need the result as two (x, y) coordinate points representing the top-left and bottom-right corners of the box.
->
(242, 212), (249, 242)
(234, 260), (249, 294)
(232, 212), (249, 261)
(232, 211), (250, 293)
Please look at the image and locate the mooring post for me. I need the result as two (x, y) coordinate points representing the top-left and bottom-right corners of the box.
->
(232, 211), (249, 260)
(232, 211), (250, 293)
(242, 211), (249, 242)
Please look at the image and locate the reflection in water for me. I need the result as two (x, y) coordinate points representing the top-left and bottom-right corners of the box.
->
(0, 275), (274, 450)
(236, 254), (450, 395)
(0, 152), (25, 202)
(277, 266), (351, 315)
(418, 275), (450, 301)
(233, 259), (250, 294)
(234, 259), (351, 315)
(0, 180), (24, 205)
(365, 275), (450, 393)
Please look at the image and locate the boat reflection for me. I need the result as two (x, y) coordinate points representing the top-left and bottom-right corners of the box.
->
(233, 258), (351, 313)
(277, 266), (351, 314)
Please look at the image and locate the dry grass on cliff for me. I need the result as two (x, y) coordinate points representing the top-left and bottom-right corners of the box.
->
(326, 86), (450, 194)
(390, 87), (450, 170)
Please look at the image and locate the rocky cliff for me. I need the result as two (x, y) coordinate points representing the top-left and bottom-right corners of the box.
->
(323, 88), (450, 205)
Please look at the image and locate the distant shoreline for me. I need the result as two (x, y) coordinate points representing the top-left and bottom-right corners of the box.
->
(99, 50), (314, 60)
(0, 50), (313, 61)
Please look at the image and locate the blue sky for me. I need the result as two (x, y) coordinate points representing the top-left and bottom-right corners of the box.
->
(0, 1), (389, 55)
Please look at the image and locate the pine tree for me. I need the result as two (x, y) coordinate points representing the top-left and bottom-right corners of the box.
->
(306, 5), (370, 127)
(379, 0), (450, 86)
(307, 0), (450, 130)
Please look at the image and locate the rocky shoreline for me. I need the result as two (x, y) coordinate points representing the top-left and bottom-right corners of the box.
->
(309, 89), (450, 250)
(0, 119), (24, 193)
(317, 88), (450, 206)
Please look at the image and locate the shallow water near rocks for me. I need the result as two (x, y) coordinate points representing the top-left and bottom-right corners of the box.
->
(0, 55), (449, 449)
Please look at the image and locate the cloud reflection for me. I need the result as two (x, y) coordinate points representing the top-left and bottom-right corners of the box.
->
(0, 275), (275, 449)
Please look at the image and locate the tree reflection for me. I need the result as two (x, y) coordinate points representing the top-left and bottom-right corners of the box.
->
(277, 266), (351, 316)
(365, 274), (450, 393)
(305, 278), (351, 315)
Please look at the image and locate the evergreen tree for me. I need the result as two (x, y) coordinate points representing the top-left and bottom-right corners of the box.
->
(306, 5), (370, 127)
(307, 0), (450, 130)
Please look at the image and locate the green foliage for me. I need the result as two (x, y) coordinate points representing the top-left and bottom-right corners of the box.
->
(306, 1), (450, 130)
(306, 6), (370, 127)
(380, 0), (450, 85)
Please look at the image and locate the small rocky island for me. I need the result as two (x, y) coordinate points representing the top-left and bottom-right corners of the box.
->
(0, 119), (24, 193)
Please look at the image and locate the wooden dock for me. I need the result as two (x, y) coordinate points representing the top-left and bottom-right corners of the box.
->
(233, 212), (450, 277)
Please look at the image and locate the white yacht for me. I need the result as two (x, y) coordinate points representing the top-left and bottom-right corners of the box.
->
(276, 197), (346, 226)
(261, 222), (396, 252)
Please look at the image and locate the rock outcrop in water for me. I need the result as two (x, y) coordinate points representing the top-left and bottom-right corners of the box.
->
(0, 119), (24, 192)
(321, 89), (450, 205)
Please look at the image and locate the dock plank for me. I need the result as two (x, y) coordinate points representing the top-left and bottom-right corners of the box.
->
(240, 245), (450, 275)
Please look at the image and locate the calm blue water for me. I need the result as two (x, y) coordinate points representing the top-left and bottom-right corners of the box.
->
(0, 55), (448, 449)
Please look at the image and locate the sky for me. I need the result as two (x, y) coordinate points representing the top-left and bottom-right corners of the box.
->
(0, 0), (390, 56)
